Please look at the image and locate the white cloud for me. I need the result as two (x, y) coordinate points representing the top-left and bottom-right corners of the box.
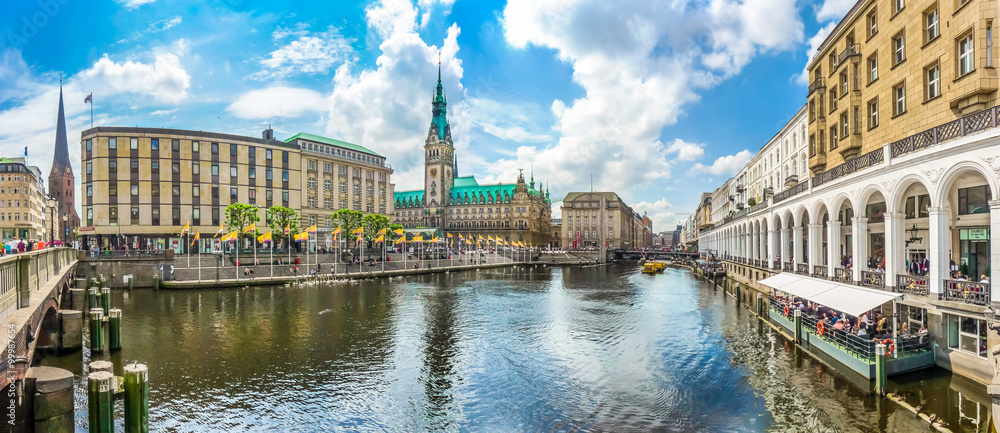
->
(79, 52), (191, 104)
(226, 86), (327, 119)
(796, 22), (837, 84)
(633, 197), (675, 232)
(150, 108), (177, 116)
(114, 0), (157, 9)
(664, 139), (705, 161)
(467, 98), (552, 143)
(689, 150), (753, 176)
(115, 16), (182, 45)
(816, 0), (856, 22)
(249, 25), (354, 80)
(498, 0), (800, 195)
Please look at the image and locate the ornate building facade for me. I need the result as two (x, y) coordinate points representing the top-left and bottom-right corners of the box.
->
(393, 64), (553, 246)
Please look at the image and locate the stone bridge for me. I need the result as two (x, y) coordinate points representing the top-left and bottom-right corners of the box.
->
(613, 250), (700, 261)
(0, 248), (78, 389)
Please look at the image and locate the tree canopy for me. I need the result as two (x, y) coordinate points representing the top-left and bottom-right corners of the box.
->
(267, 206), (299, 245)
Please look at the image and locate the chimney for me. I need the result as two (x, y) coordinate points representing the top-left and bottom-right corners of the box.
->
(262, 125), (274, 140)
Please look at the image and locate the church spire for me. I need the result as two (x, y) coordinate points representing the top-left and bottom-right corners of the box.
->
(427, 52), (451, 143)
(51, 80), (71, 175)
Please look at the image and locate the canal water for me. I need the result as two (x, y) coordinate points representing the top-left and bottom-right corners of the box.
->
(43, 265), (992, 432)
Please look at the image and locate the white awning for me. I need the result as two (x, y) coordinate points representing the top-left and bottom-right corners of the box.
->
(758, 273), (903, 317)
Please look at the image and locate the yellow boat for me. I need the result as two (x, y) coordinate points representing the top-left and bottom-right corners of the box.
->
(642, 262), (658, 274)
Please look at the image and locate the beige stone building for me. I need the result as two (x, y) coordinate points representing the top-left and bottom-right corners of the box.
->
(560, 192), (651, 250)
(0, 157), (48, 242)
(806, 0), (997, 174)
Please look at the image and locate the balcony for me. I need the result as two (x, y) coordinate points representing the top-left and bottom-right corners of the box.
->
(809, 153), (827, 173)
(784, 174), (799, 187)
(812, 147), (884, 188)
(833, 267), (852, 284)
(837, 43), (860, 65)
(811, 266), (828, 279)
(895, 275), (929, 295)
(796, 263), (809, 275)
(808, 77), (825, 95)
(735, 185), (745, 193)
(735, 203), (745, 210)
(763, 186), (773, 197)
(859, 270), (885, 290)
(942, 280), (990, 306)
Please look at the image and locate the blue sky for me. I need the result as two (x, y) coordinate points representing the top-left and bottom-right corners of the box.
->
(0, 0), (851, 231)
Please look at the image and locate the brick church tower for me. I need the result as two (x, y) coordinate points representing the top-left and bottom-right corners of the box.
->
(48, 83), (78, 243)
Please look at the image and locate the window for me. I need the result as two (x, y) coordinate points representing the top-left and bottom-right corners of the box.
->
(266, 149), (272, 160)
(893, 0), (904, 14)
(308, 177), (317, 189)
(131, 184), (138, 196)
(86, 139), (92, 152)
(86, 162), (92, 175)
(230, 166), (237, 178)
(151, 161), (159, 174)
(128, 137), (137, 150)
(130, 160), (138, 172)
(926, 64), (940, 100)
(840, 71), (848, 96)
(172, 139), (180, 152)
(192, 208), (200, 225)
(959, 34), (974, 76)
(172, 206), (180, 226)
(192, 162), (199, 175)
(868, 54), (878, 83)
(172, 185), (180, 197)
(829, 126), (838, 149)
(989, 24), (994, 67)
(212, 164), (219, 176)
(87, 185), (92, 197)
(841, 112), (849, 137)
(212, 185), (218, 199)
(109, 137), (117, 149)
(230, 144), (238, 157)
(958, 185), (988, 215)
(131, 207), (139, 224)
(151, 207), (158, 225)
(905, 195), (931, 218)
(211, 142), (219, 154)
(212, 207), (220, 225)
(308, 160), (316, 171)
(151, 183), (159, 196)
(192, 186), (200, 197)
(266, 169), (272, 180)
(249, 167), (255, 179)
(868, 9), (877, 37)
(151, 139), (159, 151)
(946, 314), (987, 358)
(868, 98), (879, 129)
(110, 183), (118, 196)
(192, 141), (199, 153)
(282, 151), (288, 163)
(893, 33), (906, 65)
(324, 179), (331, 191)
(230, 188), (238, 201)
(893, 83), (906, 116)
(925, 8), (939, 42)
(109, 207), (117, 224)
(109, 160), (117, 172)
(172, 162), (180, 174)
(282, 170), (289, 182)
(282, 191), (289, 204)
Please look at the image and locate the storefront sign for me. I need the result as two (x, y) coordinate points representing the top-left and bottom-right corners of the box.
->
(965, 228), (989, 240)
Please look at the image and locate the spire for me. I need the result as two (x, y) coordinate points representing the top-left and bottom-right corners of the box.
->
(428, 53), (451, 142)
(453, 154), (458, 178)
(51, 81), (71, 175)
(530, 166), (535, 189)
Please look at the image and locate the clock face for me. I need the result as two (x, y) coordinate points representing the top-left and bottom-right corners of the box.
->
(430, 168), (438, 177)
(65, 167), (71, 174)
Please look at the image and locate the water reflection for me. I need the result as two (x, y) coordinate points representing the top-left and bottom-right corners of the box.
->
(38, 265), (992, 432)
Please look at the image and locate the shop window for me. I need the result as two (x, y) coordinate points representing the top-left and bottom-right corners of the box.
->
(947, 314), (987, 358)
(958, 185), (988, 215)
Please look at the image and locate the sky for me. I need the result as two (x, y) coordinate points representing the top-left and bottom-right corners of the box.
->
(0, 0), (852, 232)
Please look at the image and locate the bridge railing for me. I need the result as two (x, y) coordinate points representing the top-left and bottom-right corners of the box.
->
(0, 248), (77, 325)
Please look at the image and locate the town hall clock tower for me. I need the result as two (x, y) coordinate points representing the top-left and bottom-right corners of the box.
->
(423, 58), (454, 228)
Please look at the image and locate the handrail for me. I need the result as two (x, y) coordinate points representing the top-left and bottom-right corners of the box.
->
(812, 147), (884, 188)
(773, 180), (810, 204)
(942, 279), (990, 305)
(86, 250), (166, 259)
(860, 270), (886, 290)
(895, 274), (929, 295)
(891, 105), (997, 158)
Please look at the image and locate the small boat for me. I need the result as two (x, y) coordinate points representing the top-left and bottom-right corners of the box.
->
(642, 262), (659, 274)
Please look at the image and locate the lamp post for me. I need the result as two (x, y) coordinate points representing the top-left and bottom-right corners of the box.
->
(62, 213), (68, 245)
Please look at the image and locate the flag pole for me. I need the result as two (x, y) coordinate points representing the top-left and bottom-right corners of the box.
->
(198, 238), (201, 282)
(186, 230), (190, 268)
(90, 94), (93, 128)
(270, 239), (273, 279)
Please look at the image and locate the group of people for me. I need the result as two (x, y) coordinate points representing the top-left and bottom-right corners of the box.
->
(2, 239), (46, 256)
(776, 296), (928, 348)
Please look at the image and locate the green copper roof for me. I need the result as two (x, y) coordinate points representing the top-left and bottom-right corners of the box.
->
(453, 176), (479, 188)
(394, 190), (424, 207)
(284, 132), (383, 157)
(448, 184), (541, 204)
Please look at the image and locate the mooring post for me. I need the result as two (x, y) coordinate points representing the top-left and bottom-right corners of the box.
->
(735, 284), (741, 304)
(793, 309), (802, 344)
(756, 293), (763, 317)
(875, 343), (887, 396)
(88, 288), (99, 311)
(128, 276), (134, 291)
(88, 360), (113, 375)
(87, 371), (114, 433)
(152, 275), (160, 291)
(108, 309), (122, 350)
(89, 309), (104, 352)
(123, 363), (149, 433)
(100, 287), (111, 315)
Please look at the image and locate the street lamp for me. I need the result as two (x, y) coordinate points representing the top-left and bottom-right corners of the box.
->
(905, 224), (923, 247)
(62, 213), (68, 245)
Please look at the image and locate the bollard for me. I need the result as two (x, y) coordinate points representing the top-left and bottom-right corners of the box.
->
(101, 287), (111, 315)
(756, 293), (763, 318)
(88, 288), (99, 310)
(152, 275), (160, 291)
(89, 309), (104, 352)
(87, 371), (114, 433)
(123, 363), (149, 433)
(58, 310), (83, 352)
(89, 277), (97, 289)
(875, 343), (887, 395)
(735, 285), (741, 304)
(89, 360), (113, 375)
(128, 277), (134, 290)
(793, 309), (802, 344)
(108, 309), (122, 350)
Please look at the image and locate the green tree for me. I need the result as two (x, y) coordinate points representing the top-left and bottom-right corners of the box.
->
(267, 206), (299, 247)
(225, 203), (261, 247)
(331, 209), (363, 237)
(361, 213), (391, 241)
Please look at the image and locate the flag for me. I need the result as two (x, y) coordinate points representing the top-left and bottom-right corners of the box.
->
(222, 231), (238, 242)
(351, 227), (363, 235)
(374, 234), (384, 243)
(243, 223), (256, 233)
(332, 227), (342, 235)
(376, 228), (386, 236)
(284, 224), (290, 234)
(458, 233), (465, 241)
(293, 232), (308, 241)
(394, 236), (406, 245)
(190, 231), (200, 246)
(412, 235), (423, 243)
(430, 236), (439, 243)
(393, 228), (404, 236)
(488, 236), (495, 243)
(180, 222), (189, 236)
(355, 232), (363, 245)
(214, 222), (224, 237)
(257, 232), (272, 243)
(24, 147), (27, 157)
(306, 225), (317, 234)
(84, 93), (92, 104)
(478, 235), (485, 242)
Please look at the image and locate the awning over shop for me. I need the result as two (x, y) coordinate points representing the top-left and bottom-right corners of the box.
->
(759, 273), (903, 317)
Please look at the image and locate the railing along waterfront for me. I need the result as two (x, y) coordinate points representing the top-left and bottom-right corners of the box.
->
(895, 275), (929, 295)
(86, 250), (166, 259)
(0, 248), (76, 324)
(812, 266), (828, 279)
(942, 280), (990, 305)
(796, 264), (809, 275)
(859, 270), (885, 290)
(772, 180), (810, 204)
(782, 262), (794, 272)
(833, 267), (852, 283)
(772, 260), (780, 270)
(811, 148), (884, 188)
(891, 105), (998, 158)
